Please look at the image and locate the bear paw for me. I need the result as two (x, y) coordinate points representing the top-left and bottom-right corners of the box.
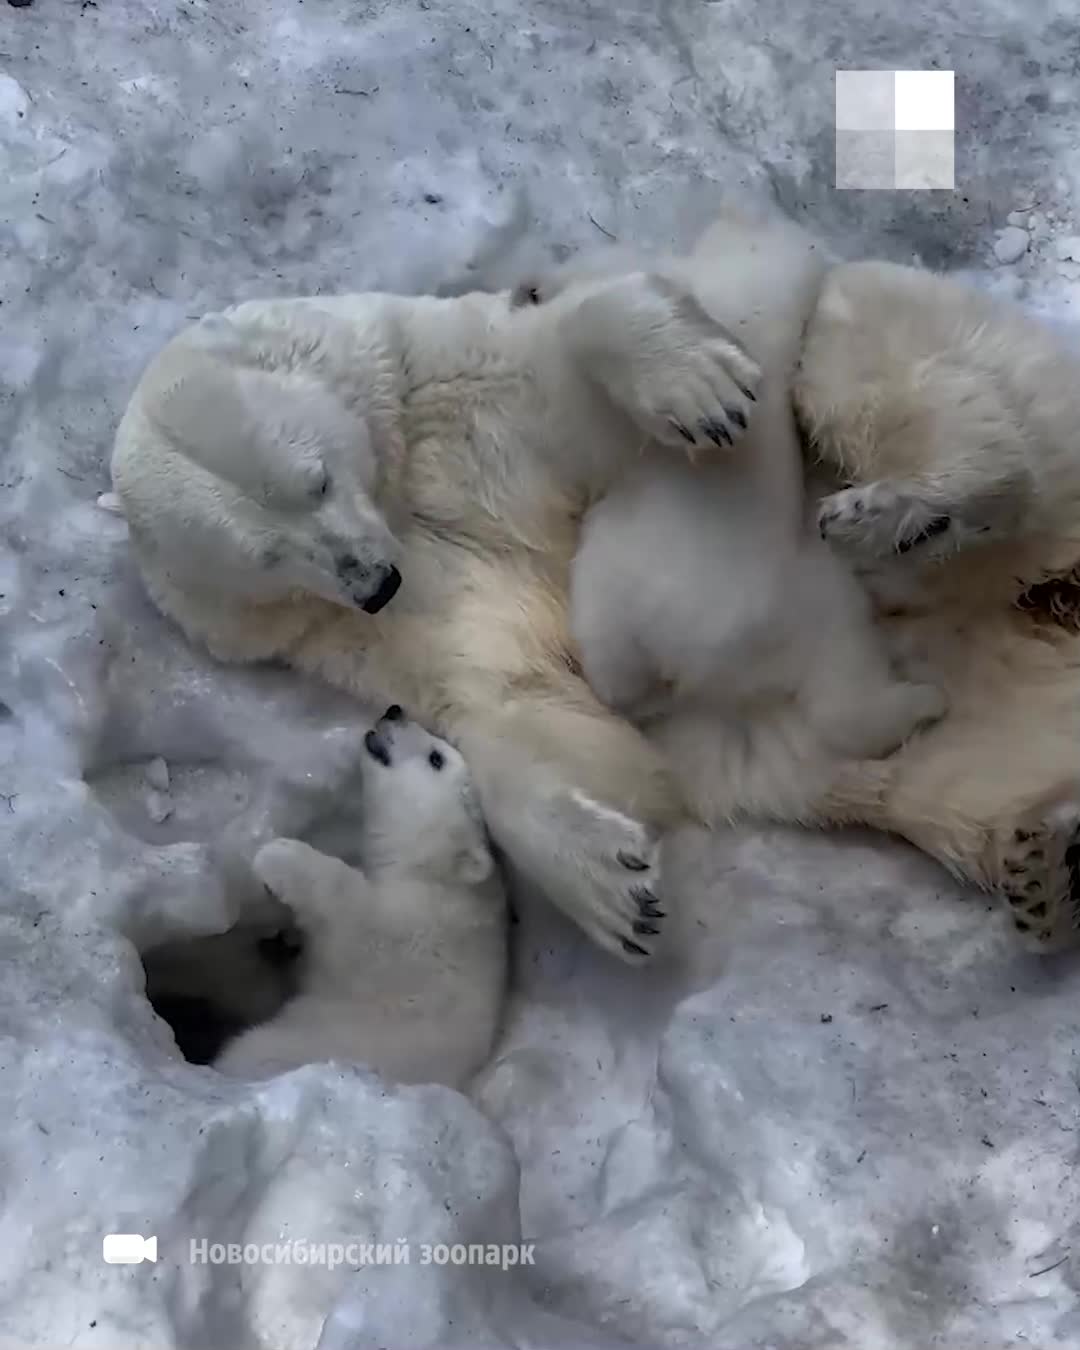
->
(995, 803), (1080, 949)
(578, 273), (762, 455)
(544, 789), (665, 964)
(818, 483), (953, 558)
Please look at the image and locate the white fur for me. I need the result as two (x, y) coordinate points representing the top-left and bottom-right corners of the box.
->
(553, 208), (946, 826)
(112, 274), (759, 962)
(216, 713), (506, 1086)
(113, 207), (1080, 954)
(511, 208), (1080, 947)
(540, 220), (1080, 946)
(794, 260), (1080, 947)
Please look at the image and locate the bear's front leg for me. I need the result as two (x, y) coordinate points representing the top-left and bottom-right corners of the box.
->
(451, 694), (683, 964)
(563, 272), (762, 453)
(251, 838), (375, 966)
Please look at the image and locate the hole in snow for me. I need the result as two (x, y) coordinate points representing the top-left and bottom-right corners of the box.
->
(143, 919), (305, 1065)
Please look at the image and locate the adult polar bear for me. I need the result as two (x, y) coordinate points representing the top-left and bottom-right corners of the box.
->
(112, 202), (1080, 957)
(112, 265), (771, 963)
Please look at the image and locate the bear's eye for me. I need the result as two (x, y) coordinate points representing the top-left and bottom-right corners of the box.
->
(428, 749), (444, 771)
(318, 475), (331, 498)
(527, 286), (541, 305)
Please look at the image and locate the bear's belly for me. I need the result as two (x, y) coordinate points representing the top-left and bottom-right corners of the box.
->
(365, 527), (578, 728)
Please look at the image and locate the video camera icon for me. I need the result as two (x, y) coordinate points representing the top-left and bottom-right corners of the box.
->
(102, 1234), (158, 1264)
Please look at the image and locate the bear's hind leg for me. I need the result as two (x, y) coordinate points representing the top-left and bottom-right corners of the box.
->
(811, 676), (948, 761)
(991, 802), (1080, 949)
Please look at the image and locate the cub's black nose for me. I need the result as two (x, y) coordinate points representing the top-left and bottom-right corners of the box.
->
(361, 565), (402, 614)
(364, 729), (391, 766)
(382, 704), (404, 722)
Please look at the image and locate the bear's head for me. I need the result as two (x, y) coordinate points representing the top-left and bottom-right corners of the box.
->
(359, 705), (494, 888)
(116, 306), (403, 616)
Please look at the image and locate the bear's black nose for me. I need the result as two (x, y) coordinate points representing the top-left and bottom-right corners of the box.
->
(364, 729), (391, 766)
(361, 565), (402, 614)
(382, 704), (404, 722)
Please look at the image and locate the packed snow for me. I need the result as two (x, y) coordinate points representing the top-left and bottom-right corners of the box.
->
(1, 1), (1078, 1346)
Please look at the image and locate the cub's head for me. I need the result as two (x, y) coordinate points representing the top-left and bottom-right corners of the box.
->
(360, 705), (494, 887)
(113, 305), (403, 617)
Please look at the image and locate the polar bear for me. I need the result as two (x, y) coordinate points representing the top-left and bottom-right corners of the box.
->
(794, 261), (1080, 946)
(111, 271), (753, 962)
(114, 204), (1080, 955)
(215, 707), (507, 1085)
(514, 212), (1080, 946)
(519, 205), (946, 825)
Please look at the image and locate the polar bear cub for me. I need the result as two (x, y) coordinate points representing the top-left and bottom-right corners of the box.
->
(215, 707), (507, 1087)
(515, 206), (946, 824)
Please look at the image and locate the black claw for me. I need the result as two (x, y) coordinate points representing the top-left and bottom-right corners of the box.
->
(622, 938), (649, 957)
(701, 418), (733, 447)
(726, 406), (747, 429)
(1066, 840), (1080, 899)
(670, 418), (696, 444)
(633, 921), (660, 936)
(895, 515), (951, 555)
(617, 850), (649, 871)
(738, 383), (757, 402)
(632, 886), (665, 920)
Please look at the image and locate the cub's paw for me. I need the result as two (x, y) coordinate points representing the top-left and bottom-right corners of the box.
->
(253, 838), (316, 902)
(577, 273), (761, 454)
(548, 789), (665, 964)
(994, 803), (1080, 950)
(818, 483), (952, 558)
(252, 837), (358, 931)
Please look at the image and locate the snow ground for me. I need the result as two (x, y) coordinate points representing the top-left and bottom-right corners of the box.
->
(1, 1), (1079, 1347)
